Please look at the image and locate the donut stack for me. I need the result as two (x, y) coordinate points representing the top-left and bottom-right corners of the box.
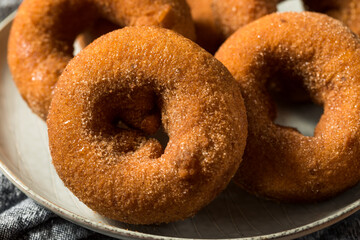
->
(7, 0), (360, 224)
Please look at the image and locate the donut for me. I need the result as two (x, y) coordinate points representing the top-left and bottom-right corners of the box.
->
(212, 0), (282, 38)
(79, 0), (223, 54)
(8, 0), (195, 120)
(303, 0), (360, 36)
(47, 26), (248, 224)
(212, 0), (309, 102)
(215, 12), (360, 202)
(186, 0), (223, 53)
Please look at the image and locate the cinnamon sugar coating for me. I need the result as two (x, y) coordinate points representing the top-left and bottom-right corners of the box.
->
(80, 0), (223, 54)
(47, 27), (247, 224)
(304, 0), (360, 37)
(215, 12), (360, 202)
(8, 0), (195, 120)
(212, 0), (282, 38)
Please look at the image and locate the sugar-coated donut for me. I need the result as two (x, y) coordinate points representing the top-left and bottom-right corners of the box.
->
(303, 0), (360, 36)
(47, 26), (247, 224)
(212, 0), (281, 38)
(215, 12), (360, 202)
(80, 0), (223, 54)
(8, 0), (195, 120)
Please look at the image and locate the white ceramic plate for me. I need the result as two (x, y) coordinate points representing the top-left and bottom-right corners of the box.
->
(2, 1), (360, 239)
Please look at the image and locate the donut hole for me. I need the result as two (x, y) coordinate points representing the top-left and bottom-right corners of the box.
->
(112, 103), (169, 150)
(267, 67), (309, 102)
(302, 1), (341, 14)
(73, 39), (84, 56)
(88, 90), (161, 134)
(44, 3), (101, 56)
(84, 85), (166, 154)
(75, 18), (120, 53)
(274, 100), (323, 137)
(267, 68), (323, 137)
(277, 0), (304, 12)
(149, 127), (170, 149)
(112, 107), (170, 150)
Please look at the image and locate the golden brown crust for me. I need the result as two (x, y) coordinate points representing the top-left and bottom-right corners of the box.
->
(215, 12), (360, 202)
(8, 0), (195, 120)
(80, 0), (223, 54)
(47, 26), (247, 224)
(303, 0), (360, 36)
(212, 0), (281, 38)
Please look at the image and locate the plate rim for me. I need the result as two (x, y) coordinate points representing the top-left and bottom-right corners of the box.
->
(1, 11), (360, 240)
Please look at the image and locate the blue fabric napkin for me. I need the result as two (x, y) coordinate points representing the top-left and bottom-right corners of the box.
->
(0, 174), (113, 239)
(1, 0), (360, 239)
